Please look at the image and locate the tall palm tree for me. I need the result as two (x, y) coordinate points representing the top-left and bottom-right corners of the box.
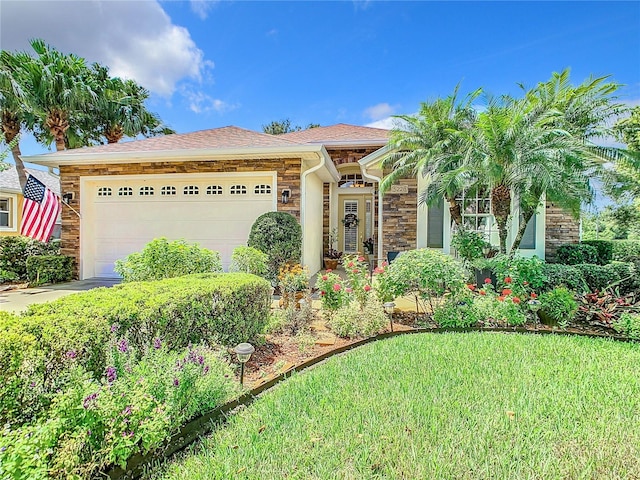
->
(381, 86), (481, 227)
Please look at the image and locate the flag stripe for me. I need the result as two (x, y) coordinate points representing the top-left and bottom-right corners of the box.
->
(20, 175), (60, 242)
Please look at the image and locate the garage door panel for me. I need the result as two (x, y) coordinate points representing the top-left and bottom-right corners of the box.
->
(85, 175), (275, 278)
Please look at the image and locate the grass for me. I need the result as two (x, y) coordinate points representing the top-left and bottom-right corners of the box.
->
(153, 333), (640, 479)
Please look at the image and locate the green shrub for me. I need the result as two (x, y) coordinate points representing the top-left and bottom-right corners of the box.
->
(0, 269), (19, 283)
(556, 243), (598, 265)
(473, 294), (527, 326)
(0, 273), (270, 425)
(539, 287), (578, 327)
(573, 262), (637, 294)
(605, 261), (639, 294)
(0, 342), (239, 480)
(433, 295), (483, 328)
(330, 298), (387, 339)
(229, 246), (268, 277)
(26, 255), (74, 285)
(613, 313), (640, 340)
(247, 212), (302, 283)
(582, 240), (614, 265)
(486, 254), (546, 291)
(316, 271), (349, 314)
(540, 263), (588, 293)
(0, 236), (60, 280)
(114, 238), (222, 282)
(451, 230), (487, 263)
(611, 240), (640, 262)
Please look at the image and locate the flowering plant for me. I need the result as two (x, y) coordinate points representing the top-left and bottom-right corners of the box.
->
(343, 254), (372, 308)
(278, 263), (309, 293)
(325, 228), (343, 260)
(316, 271), (348, 315)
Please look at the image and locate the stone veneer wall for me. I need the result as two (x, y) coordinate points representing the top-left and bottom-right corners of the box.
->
(545, 202), (580, 262)
(381, 177), (418, 257)
(59, 158), (302, 275)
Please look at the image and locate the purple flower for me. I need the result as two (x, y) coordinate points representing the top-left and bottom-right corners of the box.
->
(30, 382), (36, 388)
(203, 365), (210, 375)
(153, 337), (162, 350)
(198, 355), (205, 365)
(173, 378), (180, 387)
(122, 406), (132, 416)
(83, 392), (98, 409)
(87, 430), (92, 437)
(122, 431), (134, 438)
(105, 366), (117, 383)
(66, 350), (77, 359)
(117, 339), (128, 353)
(110, 324), (118, 333)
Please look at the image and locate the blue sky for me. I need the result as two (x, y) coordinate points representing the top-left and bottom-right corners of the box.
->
(1, 0), (639, 158)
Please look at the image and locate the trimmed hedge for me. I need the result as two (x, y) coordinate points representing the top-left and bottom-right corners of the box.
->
(556, 243), (598, 265)
(612, 240), (640, 262)
(581, 240), (613, 265)
(0, 273), (271, 424)
(0, 236), (60, 280)
(574, 262), (637, 294)
(26, 255), (74, 285)
(540, 263), (588, 293)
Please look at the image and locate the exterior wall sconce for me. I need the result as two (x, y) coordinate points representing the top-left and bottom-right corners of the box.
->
(233, 342), (255, 385)
(281, 189), (291, 204)
(62, 192), (74, 204)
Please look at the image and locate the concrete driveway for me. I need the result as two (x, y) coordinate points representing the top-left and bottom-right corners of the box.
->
(0, 278), (120, 313)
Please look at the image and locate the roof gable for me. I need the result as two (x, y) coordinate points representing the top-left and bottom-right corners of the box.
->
(278, 123), (390, 145)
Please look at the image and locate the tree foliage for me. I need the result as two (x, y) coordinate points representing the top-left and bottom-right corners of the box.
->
(262, 118), (319, 135)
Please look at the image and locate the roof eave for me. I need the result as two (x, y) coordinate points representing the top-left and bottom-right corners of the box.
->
(358, 145), (392, 169)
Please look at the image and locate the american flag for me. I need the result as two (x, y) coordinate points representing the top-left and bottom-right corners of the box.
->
(20, 174), (61, 242)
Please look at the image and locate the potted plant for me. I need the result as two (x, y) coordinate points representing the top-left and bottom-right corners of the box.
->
(363, 237), (374, 262)
(324, 228), (342, 270)
(277, 263), (310, 308)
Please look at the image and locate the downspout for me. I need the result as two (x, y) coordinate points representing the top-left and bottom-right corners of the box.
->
(361, 169), (383, 265)
(300, 152), (327, 268)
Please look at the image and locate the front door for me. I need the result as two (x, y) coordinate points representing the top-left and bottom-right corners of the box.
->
(339, 195), (372, 255)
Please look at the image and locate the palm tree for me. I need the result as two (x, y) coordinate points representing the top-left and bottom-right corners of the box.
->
(381, 86), (481, 227)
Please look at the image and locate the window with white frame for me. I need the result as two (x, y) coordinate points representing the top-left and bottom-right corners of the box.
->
(183, 185), (199, 195)
(97, 187), (112, 197)
(206, 185), (223, 195)
(338, 173), (373, 188)
(254, 184), (271, 194)
(139, 186), (154, 196)
(0, 198), (11, 228)
(161, 186), (176, 196)
(456, 190), (495, 237)
(118, 187), (133, 196)
(230, 185), (247, 195)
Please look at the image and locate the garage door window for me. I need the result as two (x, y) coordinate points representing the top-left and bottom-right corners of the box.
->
(139, 186), (154, 196)
(254, 184), (271, 194)
(207, 185), (223, 195)
(97, 187), (112, 197)
(230, 185), (247, 195)
(184, 186), (199, 195)
(118, 187), (133, 196)
(161, 186), (176, 196)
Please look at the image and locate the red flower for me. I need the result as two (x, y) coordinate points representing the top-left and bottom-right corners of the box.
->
(512, 297), (521, 304)
(530, 292), (538, 299)
(502, 288), (512, 296)
(373, 267), (385, 274)
(479, 290), (486, 296)
(358, 256), (365, 262)
(484, 278), (492, 284)
(467, 284), (476, 291)
(320, 291), (326, 296)
(364, 285), (371, 292)
(504, 277), (512, 284)
(321, 275), (328, 281)
(497, 296), (505, 302)
(352, 269), (359, 274)
(333, 283), (341, 292)
(347, 261), (355, 268)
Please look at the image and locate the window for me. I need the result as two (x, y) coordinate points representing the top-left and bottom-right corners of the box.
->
(456, 190), (494, 236)
(230, 185), (247, 195)
(139, 186), (154, 196)
(97, 187), (112, 197)
(0, 198), (11, 228)
(254, 184), (271, 194)
(206, 185), (223, 195)
(183, 185), (199, 195)
(519, 215), (537, 249)
(118, 187), (133, 196)
(161, 186), (176, 196)
(338, 173), (373, 188)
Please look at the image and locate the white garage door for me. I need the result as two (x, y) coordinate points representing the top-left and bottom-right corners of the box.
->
(81, 173), (276, 278)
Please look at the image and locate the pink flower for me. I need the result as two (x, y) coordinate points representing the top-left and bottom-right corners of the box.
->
(364, 285), (371, 292)
(374, 267), (385, 274)
(530, 292), (538, 299)
(467, 284), (476, 291)
(479, 290), (486, 296)
(352, 269), (359, 274)
(358, 256), (365, 262)
(321, 275), (328, 281)
(346, 287), (353, 293)
(512, 297), (521, 304)
(484, 278), (492, 284)
(326, 269), (333, 273)
(504, 277), (512, 284)
(333, 283), (341, 292)
(347, 262), (355, 268)
(382, 261), (388, 267)
(497, 296), (505, 302)
(523, 281), (529, 286)
(502, 288), (512, 296)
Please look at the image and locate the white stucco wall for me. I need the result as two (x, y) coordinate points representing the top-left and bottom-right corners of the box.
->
(302, 171), (324, 275)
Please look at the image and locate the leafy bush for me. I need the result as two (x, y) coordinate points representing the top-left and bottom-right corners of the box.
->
(0, 273), (270, 425)
(451, 230), (487, 263)
(376, 249), (467, 313)
(605, 261), (639, 294)
(581, 240), (613, 265)
(114, 238), (222, 282)
(247, 212), (302, 283)
(0, 269), (19, 283)
(573, 262), (637, 294)
(613, 313), (640, 340)
(540, 263), (588, 293)
(277, 263), (309, 294)
(229, 246), (268, 277)
(433, 295), (483, 328)
(539, 287), (578, 327)
(611, 240), (640, 262)
(316, 271), (349, 314)
(486, 254), (546, 292)
(0, 236), (60, 280)
(330, 298), (387, 339)
(26, 255), (74, 285)
(556, 243), (598, 265)
(342, 254), (372, 308)
(0, 342), (239, 480)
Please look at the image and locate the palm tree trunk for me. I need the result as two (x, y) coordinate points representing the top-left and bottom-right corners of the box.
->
(511, 208), (536, 254)
(491, 184), (511, 254)
(1, 112), (27, 190)
(447, 196), (463, 227)
(105, 125), (124, 143)
(46, 109), (69, 151)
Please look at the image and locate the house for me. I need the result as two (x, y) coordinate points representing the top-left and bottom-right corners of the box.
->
(22, 124), (578, 279)
(0, 166), (61, 239)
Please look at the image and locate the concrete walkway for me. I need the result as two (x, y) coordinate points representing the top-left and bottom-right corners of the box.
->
(0, 278), (120, 313)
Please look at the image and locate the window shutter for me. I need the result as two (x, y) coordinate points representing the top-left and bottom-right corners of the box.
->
(427, 199), (444, 248)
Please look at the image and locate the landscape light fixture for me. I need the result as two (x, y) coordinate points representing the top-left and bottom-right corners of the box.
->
(281, 189), (291, 204)
(233, 342), (255, 385)
(528, 299), (541, 330)
(383, 302), (396, 332)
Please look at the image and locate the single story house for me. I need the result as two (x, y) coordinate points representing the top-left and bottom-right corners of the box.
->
(23, 124), (578, 279)
(0, 166), (61, 239)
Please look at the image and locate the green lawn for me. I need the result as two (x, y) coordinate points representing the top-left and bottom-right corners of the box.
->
(154, 333), (640, 479)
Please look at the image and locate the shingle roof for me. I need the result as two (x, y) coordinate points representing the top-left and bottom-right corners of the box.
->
(41, 126), (300, 157)
(0, 167), (60, 195)
(279, 123), (390, 144)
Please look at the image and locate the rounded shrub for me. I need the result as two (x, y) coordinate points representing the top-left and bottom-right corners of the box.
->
(556, 243), (598, 265)
(229, 246), (268, 277)
(541, 263), (587, 293)
(330, 297), (387, 339)
(247, 212), (302, 283)
(539, 287), (578, 326)
(581, 240), (613, 265)
(433, 295), (483, 328)
(0, 236), (60, 280)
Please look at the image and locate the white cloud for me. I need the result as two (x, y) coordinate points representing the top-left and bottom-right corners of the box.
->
(183, 89), (237, 114)
(365, 117), (395, 130)
(0, 0), (212, 97)
(190, 0), (217, 20)
(363, 102), (397, 121)
(266, 29), (279, 37)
